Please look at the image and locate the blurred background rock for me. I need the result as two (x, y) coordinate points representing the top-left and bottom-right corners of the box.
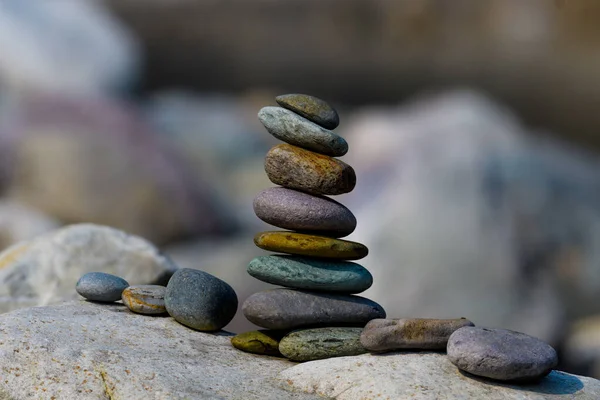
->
(1, 0), (600, 378)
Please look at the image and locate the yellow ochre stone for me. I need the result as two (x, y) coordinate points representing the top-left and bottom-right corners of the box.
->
(231, 330), (287, 357)
(254, 231), (368, 260)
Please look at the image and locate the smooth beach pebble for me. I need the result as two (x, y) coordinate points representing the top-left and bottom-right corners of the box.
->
(121, 285), (167, 315)
(76, 272), (129, 302)
(275, 94), (340, 130)
(279, 327), (367, 362)
(265, 144), (356, 196)
(360, 318), (475, 352)
(254, 231), (368, 260)
(230, 330), (288, 357)
(258, 106), (346, 156)
(253, 187), (356, 238)
(247, 255), (372, 293)
(447, 326), (558, 382)
(242, 288), (386, 330)
(165, 268), (238, 331)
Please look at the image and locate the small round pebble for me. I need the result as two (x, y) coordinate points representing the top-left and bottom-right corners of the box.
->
(279, 327), (367, 362)
(275, 94), (340, 130)
(248, 255), (372, 293)
(265, 144), (356, 196)
(76, 272), (129, 302)
(253, 187), (357, 238)
(231, 330), (288, 357)
(242, 288), (386, 330)
(258, 106), (346, 156)
(165, 268), (238, 331)
(254, 231), (368, 260)
(447, 326), (558, 382)
(122, 285), (167, 315)
(360, 318), (474, 352)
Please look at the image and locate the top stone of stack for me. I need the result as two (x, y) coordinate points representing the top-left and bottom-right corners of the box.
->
(259, 94), (347, 157)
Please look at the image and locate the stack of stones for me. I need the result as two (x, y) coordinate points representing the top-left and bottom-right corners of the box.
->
(231, 94), (386, 361)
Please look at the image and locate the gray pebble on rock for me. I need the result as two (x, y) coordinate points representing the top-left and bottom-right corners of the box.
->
(258, 106), (347, 156)
(447, 326), (558, 382)
(253, 187), (356, 238)
(360, 318), (474, 352)
(165, 268), (238, 331)
(248, 255), (372, 293)
(279, 327), (367, 362)
(275, 94), (340, 130)
(242, 288), (386, 330)
(76, 272), (129, 302)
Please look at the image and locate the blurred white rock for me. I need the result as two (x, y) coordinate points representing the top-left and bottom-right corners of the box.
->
(0, 0), (139, 94)
(339, 90), (600, 343)
(0, 200), (60, 251)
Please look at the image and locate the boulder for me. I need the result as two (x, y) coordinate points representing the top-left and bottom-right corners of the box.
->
(0, 200), (60, 251)
(0, 300), (597, 399)
(0, 224), (177, 313)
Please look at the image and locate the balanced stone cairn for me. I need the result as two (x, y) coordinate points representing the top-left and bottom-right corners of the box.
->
(232, 94), (386, 362)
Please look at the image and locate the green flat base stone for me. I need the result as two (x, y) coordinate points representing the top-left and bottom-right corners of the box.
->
(279, 327), (367, 362)
(276, 94), (340, 130)
(248, 255), (372, 293)
(231, 330), (287, 357)
(254, 231), (368, 260)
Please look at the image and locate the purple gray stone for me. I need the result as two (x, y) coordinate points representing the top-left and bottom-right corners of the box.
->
(242, 288), (386, 330)
(247, 255), (372, 293)
(253, 187), (356, 238)
(76, 272), (129, 302)
(360, 318), (474, 352)
(165, 268), (238, 331)
(258, 106), (346, 156)
(447, 326), (558, 382)
(275, 94), (340, 130)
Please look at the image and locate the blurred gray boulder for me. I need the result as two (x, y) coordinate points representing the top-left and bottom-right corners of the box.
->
(340, 90), (600, 344)
(0, 0), (139, 95)
(0, 200), (59, 251)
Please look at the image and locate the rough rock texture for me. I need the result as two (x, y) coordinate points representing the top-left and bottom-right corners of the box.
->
(0, 301), (320, 400)
(0, 223), (177, 313)
(276, 94), (340, 130)
(0, 301), (596, 399)
(447, 327), (558, 381)
(279, 327), (366, 362)
(254, 187), (356, 238)
(247, 255), (372, 293)
(265, 144), (356, 195)
(242, 288), (386, 330)
(254, 231), (368, 260)
(258, 107), (347, 156)
(278, 352), (600, 400)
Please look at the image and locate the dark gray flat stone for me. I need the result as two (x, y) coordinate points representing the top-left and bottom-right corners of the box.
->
(447, 326), (558, 382)
(275, 94), (340, 130)
(242, 288), (385, 330)
(76, 272), (129, 302)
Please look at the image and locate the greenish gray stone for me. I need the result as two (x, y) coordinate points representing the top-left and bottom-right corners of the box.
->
(231, 330), (287, 357)
(247, 255), (372, 294)
(276, 94), (340, 130)
(279, 327), (367, 362)
(76, 272), (129, 302)
(258, 106), (347, 156)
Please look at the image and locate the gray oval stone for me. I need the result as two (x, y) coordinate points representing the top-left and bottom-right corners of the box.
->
(165, 268), (238, 331)
(253, 187), (356, 238)
(275, 94), (340, 130)
(247, 255), (372, 293)
(122, 285), (166, 315)
(279, 327), (367, 362)
(265, 144), (356, 196)
(360, 318), (474, 352)
(76, 272), (129, 302)
(447, 326), (558, 382)
(242, 288), (386, 330)
(258, 106), (346, 156)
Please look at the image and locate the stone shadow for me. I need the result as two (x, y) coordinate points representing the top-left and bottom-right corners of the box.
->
(458, 369), (585, 395)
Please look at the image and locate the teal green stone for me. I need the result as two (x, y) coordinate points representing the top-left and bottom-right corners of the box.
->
(247, 255), (372, 294)
(279, 327), (367, 361)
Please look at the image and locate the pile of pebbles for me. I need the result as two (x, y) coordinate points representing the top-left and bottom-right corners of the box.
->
(75, 268), (238, 331)
(232, 94), (386, 361)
